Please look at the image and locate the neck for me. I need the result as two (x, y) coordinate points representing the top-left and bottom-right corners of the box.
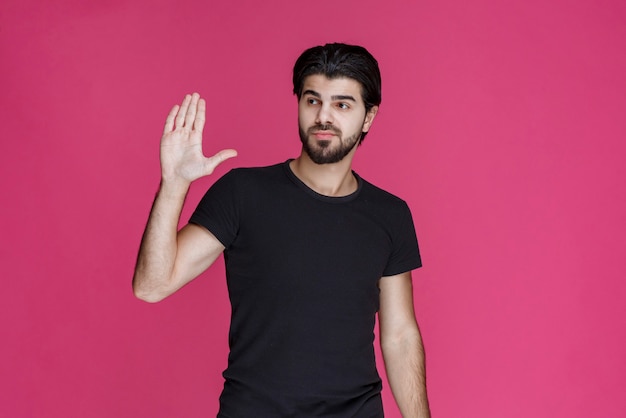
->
(290, 150), (357, 197)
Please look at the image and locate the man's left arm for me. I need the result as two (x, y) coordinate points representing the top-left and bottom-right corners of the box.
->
(378, 271), (431, 418)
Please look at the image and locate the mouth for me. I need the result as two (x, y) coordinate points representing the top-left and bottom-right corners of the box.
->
(312, 131), (336, 140)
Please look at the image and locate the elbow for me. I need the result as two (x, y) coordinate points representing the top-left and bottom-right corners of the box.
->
(132, 273), (168, 303)
(133, 287), (166, 303)
(381, 328), (423, 353)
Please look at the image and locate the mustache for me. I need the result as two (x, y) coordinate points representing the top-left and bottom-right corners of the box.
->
(308, 124), (342, 136)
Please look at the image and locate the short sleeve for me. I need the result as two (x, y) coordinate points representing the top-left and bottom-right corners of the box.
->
(189, 169), (241, 248)
(382, 202), (422, 277)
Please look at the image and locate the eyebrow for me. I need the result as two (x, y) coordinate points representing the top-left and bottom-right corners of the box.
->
(303, 90), (357, 102)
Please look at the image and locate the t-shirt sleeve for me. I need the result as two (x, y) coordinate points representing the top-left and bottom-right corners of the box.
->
(189, 169), (240, 248)
(382, 202), (422, 277)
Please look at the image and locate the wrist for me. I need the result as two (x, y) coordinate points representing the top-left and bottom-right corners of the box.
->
(159, 176), (191, 199)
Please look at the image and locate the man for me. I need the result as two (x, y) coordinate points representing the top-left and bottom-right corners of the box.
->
(133, 43), (430, 417)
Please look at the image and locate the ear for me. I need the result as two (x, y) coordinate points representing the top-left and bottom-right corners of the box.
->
(362, 106), (379, 132)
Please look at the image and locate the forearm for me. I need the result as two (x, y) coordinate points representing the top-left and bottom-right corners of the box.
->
(132, 179), (190, 302)
(382, 329), (430, 418)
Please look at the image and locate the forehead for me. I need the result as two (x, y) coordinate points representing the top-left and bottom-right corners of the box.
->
(301, 74), (364, 101)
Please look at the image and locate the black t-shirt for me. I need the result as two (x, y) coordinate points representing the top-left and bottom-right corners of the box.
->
(190, 161), (421, 417)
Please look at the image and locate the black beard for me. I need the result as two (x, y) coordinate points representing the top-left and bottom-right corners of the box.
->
(298, 124), (363, 164)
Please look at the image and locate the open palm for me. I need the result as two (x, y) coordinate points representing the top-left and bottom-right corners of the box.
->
(160, 93), (237, 184)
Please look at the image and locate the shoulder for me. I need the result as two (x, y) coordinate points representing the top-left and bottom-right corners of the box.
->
(217, 161), (287, 188)
(357, 176), (410, 212)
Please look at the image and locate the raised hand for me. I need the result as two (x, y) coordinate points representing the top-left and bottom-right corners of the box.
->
(160, 93), (237, 186)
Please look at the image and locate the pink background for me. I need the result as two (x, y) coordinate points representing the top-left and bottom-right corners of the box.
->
(2, 0), (625, 416)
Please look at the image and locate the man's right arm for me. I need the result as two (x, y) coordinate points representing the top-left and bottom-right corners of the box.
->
(132, 93), (237, 302)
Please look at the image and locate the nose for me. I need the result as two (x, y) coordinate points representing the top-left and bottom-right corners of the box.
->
(315, 103), (334, 126)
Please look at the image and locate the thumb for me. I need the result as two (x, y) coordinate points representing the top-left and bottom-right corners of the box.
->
(204, 149), (238, 175)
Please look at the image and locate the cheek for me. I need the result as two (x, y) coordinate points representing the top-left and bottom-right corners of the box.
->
(298, 107), (316, 126)
(346, 116), (366, 133)
(297, 113), (307, 128)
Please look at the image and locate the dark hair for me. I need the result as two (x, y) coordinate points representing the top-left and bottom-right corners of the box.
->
(292, 43), (382, 114)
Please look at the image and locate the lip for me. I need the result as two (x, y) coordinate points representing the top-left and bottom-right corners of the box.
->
(312, 131), (336, 139)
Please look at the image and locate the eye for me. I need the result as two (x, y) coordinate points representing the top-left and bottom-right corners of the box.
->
(307, 98), (319, 105)
(337, 102), (350, 110)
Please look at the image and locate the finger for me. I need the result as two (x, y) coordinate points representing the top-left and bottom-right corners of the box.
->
(175, 94), (191, 129)
(193, 98), (206, 132)
(204, 149), (238, 174)
(184, 92), (200, 129)
(163, 105), (179, 134)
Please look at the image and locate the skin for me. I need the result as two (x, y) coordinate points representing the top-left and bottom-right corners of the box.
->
(133, 77), (430, 417)
(291, 75), (376, 196)
(298, 76), (368, 165)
